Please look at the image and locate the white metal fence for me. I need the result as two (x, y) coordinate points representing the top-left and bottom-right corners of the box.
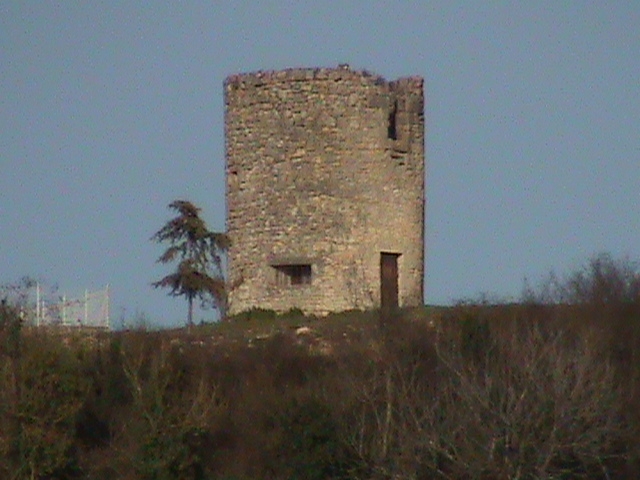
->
(30, 284), (110, 329)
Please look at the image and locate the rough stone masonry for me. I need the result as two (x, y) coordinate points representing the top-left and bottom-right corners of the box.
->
(225, 65), (425, 315)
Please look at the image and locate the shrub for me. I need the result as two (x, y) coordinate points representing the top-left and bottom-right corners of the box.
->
(339, 310), (632, 479)
(0, 332), (89, 479)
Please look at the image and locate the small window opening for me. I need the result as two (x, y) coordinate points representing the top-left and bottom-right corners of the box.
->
(387, 101), (398, 140)
(274, 264), (312, 286)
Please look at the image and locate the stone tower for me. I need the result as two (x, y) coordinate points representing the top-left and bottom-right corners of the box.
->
(225, 66), (424, 315)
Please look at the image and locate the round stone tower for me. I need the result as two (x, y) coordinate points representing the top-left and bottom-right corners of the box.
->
(225, 66), (425, 315)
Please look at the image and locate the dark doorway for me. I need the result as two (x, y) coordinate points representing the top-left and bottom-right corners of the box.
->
(380, 252), (400, 311)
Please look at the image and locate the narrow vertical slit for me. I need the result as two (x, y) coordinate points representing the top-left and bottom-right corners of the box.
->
(387, 100), (398, 140)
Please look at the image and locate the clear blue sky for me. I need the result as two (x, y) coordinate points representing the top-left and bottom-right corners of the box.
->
(2, 2), (639, 327)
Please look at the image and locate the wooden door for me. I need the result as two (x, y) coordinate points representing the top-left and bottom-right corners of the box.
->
(380, 253), (399, 311)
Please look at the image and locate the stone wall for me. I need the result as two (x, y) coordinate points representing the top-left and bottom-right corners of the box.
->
(225, 66), (424, 315)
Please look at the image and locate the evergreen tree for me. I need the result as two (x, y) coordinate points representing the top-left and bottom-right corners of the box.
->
(152, 200), (229, 326)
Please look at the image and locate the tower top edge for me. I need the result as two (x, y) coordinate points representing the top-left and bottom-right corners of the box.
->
(224, 65), (423, 89)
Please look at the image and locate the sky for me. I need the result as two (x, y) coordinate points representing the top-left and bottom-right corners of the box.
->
(2, 2), (639, 328)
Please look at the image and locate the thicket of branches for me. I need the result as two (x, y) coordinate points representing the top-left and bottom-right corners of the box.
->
(1, 253), (639, 479)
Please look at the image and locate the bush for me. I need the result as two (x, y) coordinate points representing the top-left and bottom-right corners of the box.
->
(0, 330), (89, 479)
(227, 308), (277, 322)
(338, 309), (633, 479)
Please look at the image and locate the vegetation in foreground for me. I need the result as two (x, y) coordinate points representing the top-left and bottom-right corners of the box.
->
(1, 254), (640, 479)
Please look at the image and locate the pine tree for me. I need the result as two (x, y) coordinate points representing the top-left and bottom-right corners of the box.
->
(152, 200), (229, 326)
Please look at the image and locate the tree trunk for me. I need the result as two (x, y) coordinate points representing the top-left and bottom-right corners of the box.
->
(187, 295), (193, 328)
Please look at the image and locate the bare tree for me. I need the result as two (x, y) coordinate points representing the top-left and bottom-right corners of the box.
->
(340, 315), (630, 479)
(522, 253), (640, 306)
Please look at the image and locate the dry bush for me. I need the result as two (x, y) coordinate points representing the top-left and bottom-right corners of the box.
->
(110, 331), (224, 480)
(524, 253), (640, 306)
(522, 254), (640, 363)
(205, 333), (353, 480)
(338, 313), (631, 479)
(433, 319), (627, 479)
(0, 309), (90, 479)
(523, 253), (640, 460)
(333, 317), (439, 479)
